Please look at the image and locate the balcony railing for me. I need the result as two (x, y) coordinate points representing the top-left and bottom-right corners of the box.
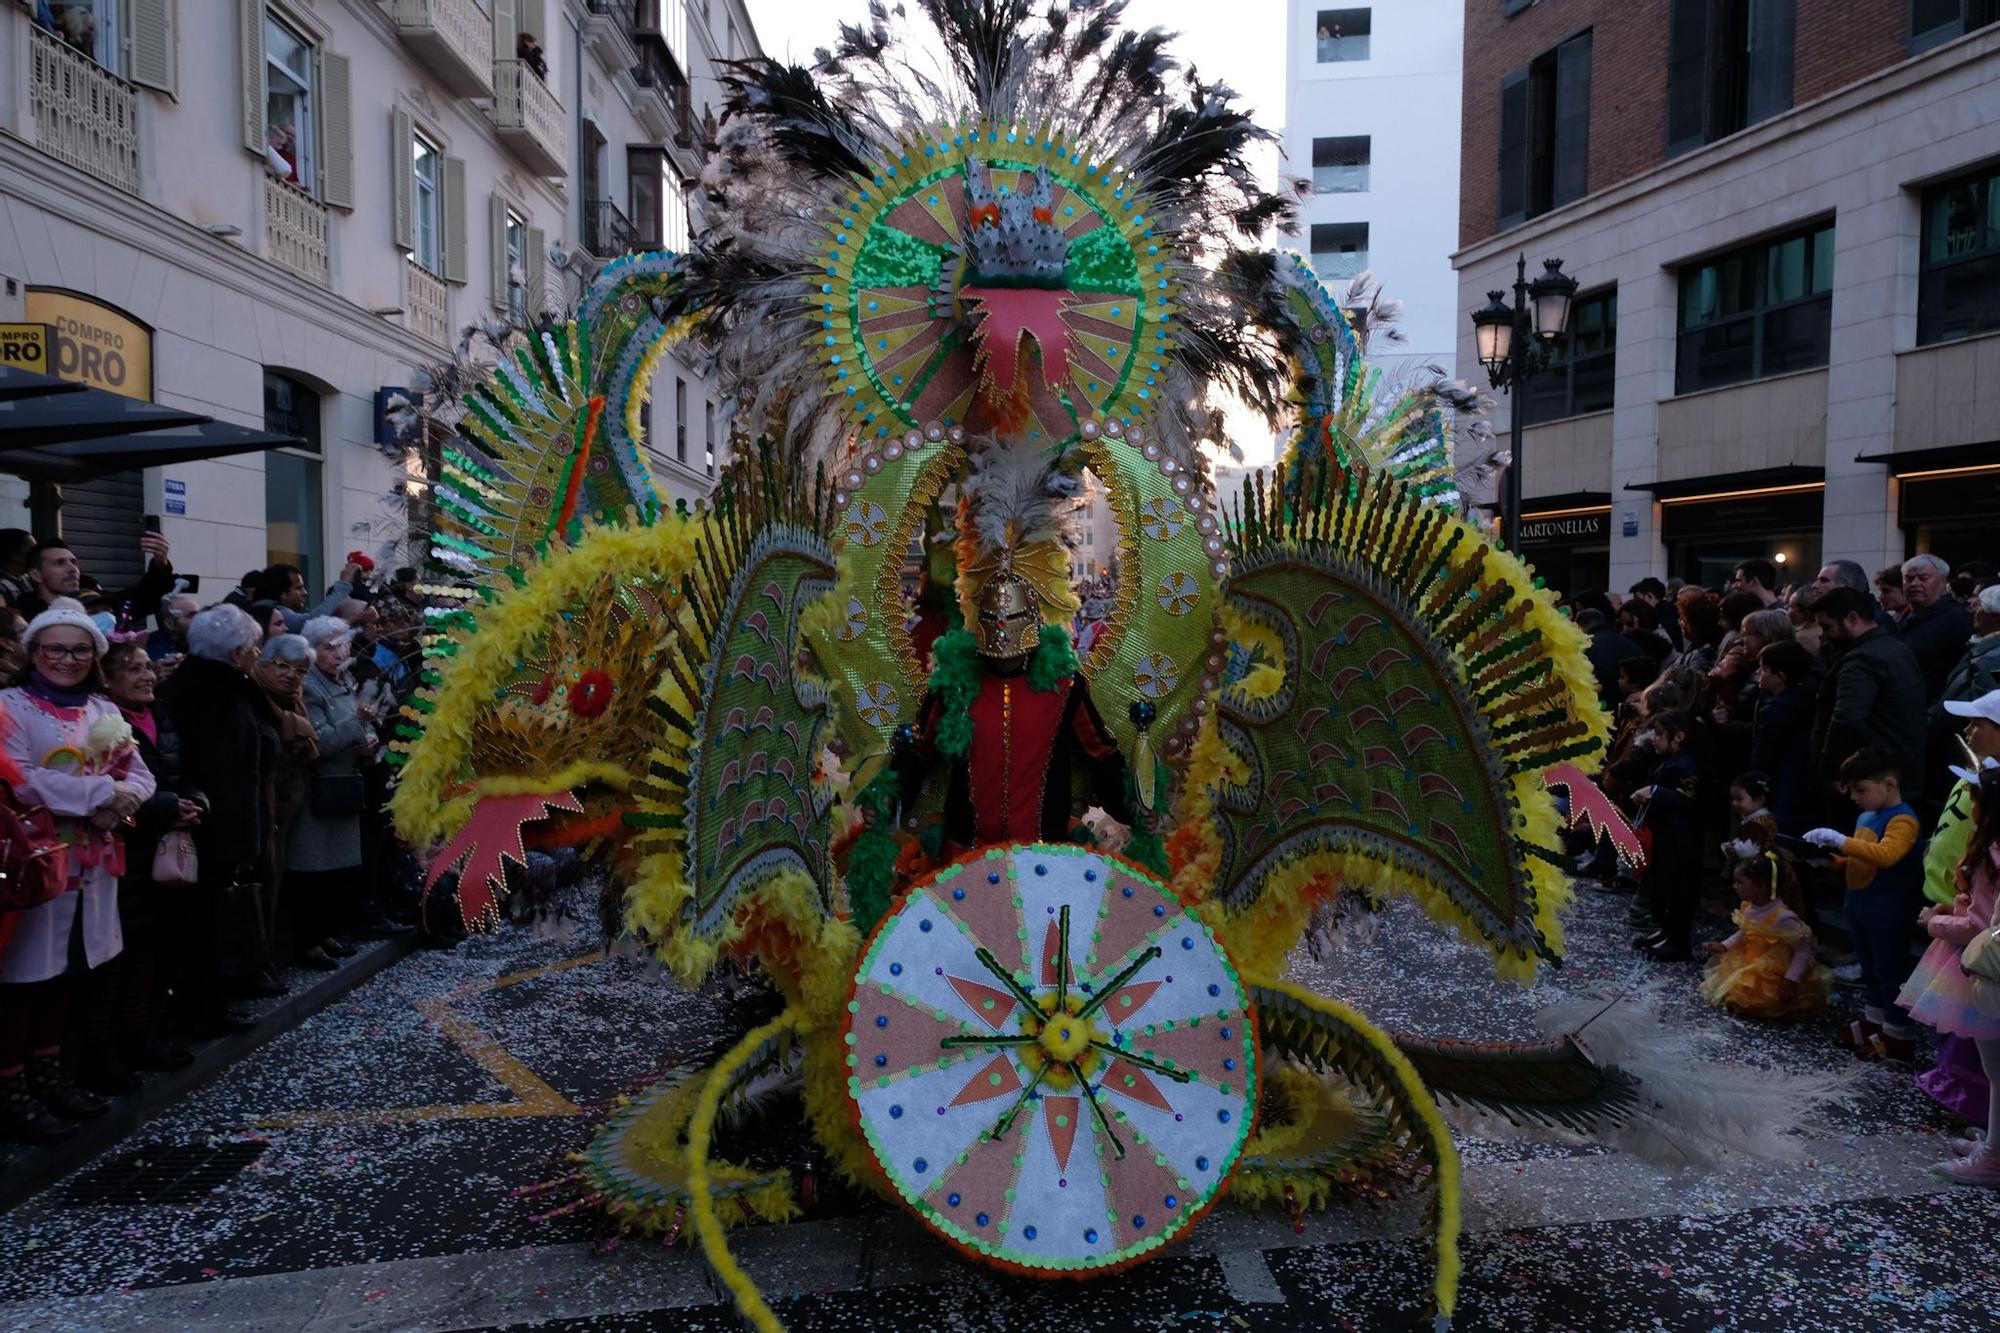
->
(581, 0), (641, 74)
(385, 0), (494, 97)
(28, 25), (138, 194)
(407, 259), (449, 346)
(583, 199), (638, 260)
(264, 175), (330, 287)
(1312, 163), (1369, 194)
(1312, 251), (1369, 284)
(489, 58), (566, 177)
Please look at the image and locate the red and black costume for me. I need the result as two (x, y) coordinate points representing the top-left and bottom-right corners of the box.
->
(894, 662), (1130, 855)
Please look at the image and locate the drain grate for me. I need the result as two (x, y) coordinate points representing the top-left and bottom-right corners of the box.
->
(57, 1140), (267, 1206)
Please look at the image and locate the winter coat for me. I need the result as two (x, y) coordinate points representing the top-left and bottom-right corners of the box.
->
(287, 665), (369, 872)
(1812, 627), (1929, 800)
(0, 689), (156, 981)
(118, 704), (201, 884)
(1902, 599), (1974, 702)
(1750, 680), (1816, 834)
(157, 655), (275, 871)
(1936, 632), (2000, 723)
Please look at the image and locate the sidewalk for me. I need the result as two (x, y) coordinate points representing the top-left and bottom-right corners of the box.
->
(0, 934), (418, 1214)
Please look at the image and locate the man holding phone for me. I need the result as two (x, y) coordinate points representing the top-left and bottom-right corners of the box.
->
(11, 524), (177, 628)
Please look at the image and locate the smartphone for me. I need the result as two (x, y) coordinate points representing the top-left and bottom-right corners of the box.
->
(142, 514), (161, 533)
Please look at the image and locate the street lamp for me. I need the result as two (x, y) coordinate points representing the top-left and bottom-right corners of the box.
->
(1471, 254), (1579, 552)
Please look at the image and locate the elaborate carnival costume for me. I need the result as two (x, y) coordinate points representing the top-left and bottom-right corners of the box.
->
(379, 7), (1806, 1328)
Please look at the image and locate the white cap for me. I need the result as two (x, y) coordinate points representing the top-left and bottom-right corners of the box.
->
(1943, 688), (2000, 727)
(22, 596), (108, 658)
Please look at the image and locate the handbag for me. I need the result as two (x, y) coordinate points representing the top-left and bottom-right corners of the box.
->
(0, 796), (70, 912)
(310, 772), (367, 818)
(1962, 925), (2000, 986)
(150, 829), (199, 885)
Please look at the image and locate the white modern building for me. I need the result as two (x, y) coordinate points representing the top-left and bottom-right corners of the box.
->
(0, 0), (756, 602)
(1284, 0), (1464, 377)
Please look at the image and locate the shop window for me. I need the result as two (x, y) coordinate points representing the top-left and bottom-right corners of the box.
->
(1522, 289), (1617, 425)
(1666, 0), (1796, 158)
(1315, 9), (1370, 62)
(1310, 222), (1369, 284)
(411, 130), (442, 275)
(1497, 30), (1591, 228)
(264, 11), (316, 192)
(1918, 161), (2000, 345)
(1676, 221), (1833, 393)
(675, 377), (688, 463)
(1311, 136), (1370, 194)
(1912, 0), (1999, 53)
(264, 371), (323, 595)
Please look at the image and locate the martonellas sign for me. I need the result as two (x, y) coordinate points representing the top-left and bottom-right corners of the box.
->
(23, 289), (153, 401)
(1520, 510), (1610, 544)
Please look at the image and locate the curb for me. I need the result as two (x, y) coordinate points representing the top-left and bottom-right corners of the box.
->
(0, 932), (419, 1215)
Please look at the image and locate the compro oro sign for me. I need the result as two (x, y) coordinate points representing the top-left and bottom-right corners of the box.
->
(24, 289), (152, 401)
(0, 323), (54, 371)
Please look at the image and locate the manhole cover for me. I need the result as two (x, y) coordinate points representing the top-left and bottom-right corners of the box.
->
(57, 1141), (267, 1206)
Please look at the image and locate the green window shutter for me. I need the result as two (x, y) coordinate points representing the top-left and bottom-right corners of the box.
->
(489, 194), (509, 308)
(239, 0), (265, 154)
(525, 226), (546, 322)
(391, 109), (414, 253)
(318, 52), (354, 209)
(128, 0), (176, 97)
(443, 156), (468, 284)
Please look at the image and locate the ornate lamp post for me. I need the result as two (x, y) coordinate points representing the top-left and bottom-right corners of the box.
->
(1471, 255), (1579, 552)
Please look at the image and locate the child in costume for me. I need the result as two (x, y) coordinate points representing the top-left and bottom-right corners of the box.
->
(1701, 852), (1829, 1020)
(1804, 748), (1924, 1062)
(1721, 771), (1805, 910)
(1901, 764), (2000, 1185)
(1916, 693), (2000, 1131)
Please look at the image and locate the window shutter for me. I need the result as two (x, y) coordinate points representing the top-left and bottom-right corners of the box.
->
(524, 227), (547, 321)
(319, 52), (354, 209)
(239, 0), (266, 154)
(493, 0), (518, 61)
(1666, 0), (1709, 157)
(1496, 67), (1528, 229)
(1552, 32), (1592, 208)
(128, 0), (176, 97)
(443, 156), (468, 285)
(391, 109), (414, 253)
(490, 195), (509, 308)
(1746, 0), (1796, 127)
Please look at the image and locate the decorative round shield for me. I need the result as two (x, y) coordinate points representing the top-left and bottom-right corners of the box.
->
(845, 841), (1258, 1275)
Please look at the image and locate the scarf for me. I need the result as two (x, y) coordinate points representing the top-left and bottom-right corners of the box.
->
(118, 702), (158, 746)
(261, 681), (320, 760)
(22, 668), (93, 708)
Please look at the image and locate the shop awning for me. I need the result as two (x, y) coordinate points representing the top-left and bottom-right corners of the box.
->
(0, 365), (302, 485)
(1855, 443), (2000, 475)
(1519, 491), (1612, 515)
(1624, 465), (1824, 500)
(0, 366), (87, 402)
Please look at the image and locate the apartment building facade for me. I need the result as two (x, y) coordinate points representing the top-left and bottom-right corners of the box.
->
(1454, 0), (2000, 594)
(1288, 0), (1464, 377)
(0, 0), (756, 598)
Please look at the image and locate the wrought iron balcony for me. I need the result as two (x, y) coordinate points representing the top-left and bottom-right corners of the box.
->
(28, 24), (138, 194)
(631, 39), (688, 147)
(581, 0), (640, 75)
(489, 58), (566, 178)
(264, 175), (330, 287)
(582, 199), (637, 261)
(385, 0), (493, 97)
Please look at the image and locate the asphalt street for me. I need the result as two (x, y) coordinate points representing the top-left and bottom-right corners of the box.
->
(1, 883), (1995, 1333)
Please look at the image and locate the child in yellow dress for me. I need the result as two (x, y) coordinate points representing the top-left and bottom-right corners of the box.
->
(1700, 852), (1831, 1020)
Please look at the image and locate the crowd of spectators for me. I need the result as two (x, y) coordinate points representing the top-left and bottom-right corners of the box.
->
(1571, 553), (2000, 1179)
(0, 528), (429, 1143)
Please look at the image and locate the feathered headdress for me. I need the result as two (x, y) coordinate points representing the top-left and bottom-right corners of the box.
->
(954, 443), (1081, 626)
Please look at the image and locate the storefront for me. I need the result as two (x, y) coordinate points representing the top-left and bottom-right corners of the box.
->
(1632, 467), (1825, 591)
(1516, 493), (1611, 598)
(1861, 445), (2000, 571)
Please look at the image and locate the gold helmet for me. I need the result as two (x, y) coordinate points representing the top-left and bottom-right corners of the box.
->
(955, 445), (1080, 660)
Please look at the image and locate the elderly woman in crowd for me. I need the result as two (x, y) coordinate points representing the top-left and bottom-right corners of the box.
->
(76, 642), (205, 1093)
(0, 599), (155, 1142)
(289, 617), (374, 970)
(156, 603), (277, 1035)
(252, 634), (328, 966)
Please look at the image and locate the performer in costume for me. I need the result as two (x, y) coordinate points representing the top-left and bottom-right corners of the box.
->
(894, 451), (1130, 855)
